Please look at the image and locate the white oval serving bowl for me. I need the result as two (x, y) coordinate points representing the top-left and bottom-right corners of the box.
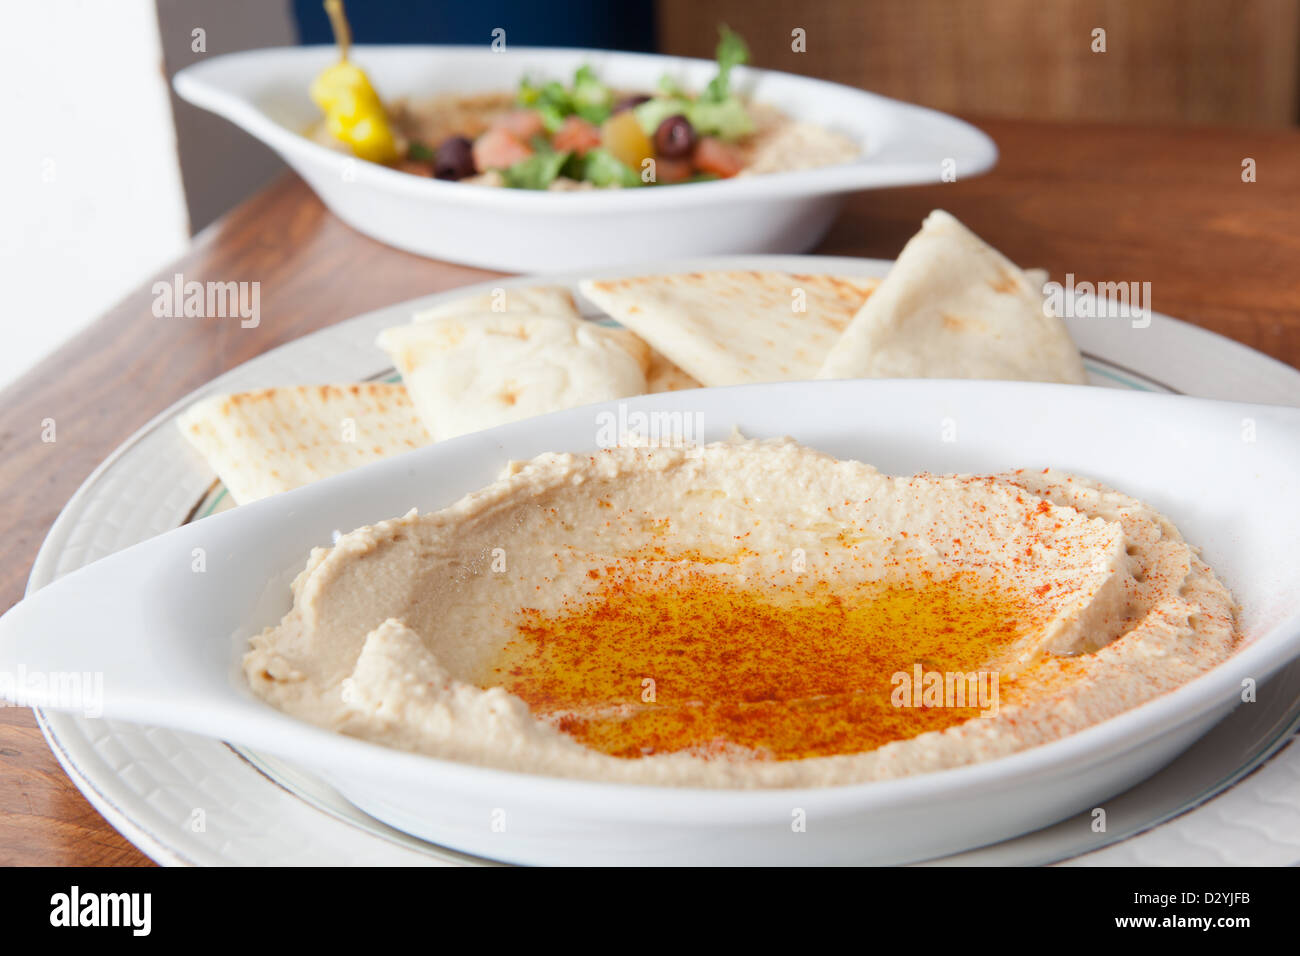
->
(2, 380), (1298, 865)
(173, 45), (997, 271)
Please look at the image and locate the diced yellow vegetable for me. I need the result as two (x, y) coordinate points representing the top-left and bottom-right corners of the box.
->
(600, 110), (655, 172)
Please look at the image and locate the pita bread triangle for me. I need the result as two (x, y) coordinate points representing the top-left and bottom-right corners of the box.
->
(177, 383), (429, 504)
(818, 211), (1087, 384)
(412, 284), (582, 323)
(579, 271), (880, 386)
(376, 312), (648, 441)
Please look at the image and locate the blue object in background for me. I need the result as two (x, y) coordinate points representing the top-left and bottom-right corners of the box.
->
(293, 0), (657, 51)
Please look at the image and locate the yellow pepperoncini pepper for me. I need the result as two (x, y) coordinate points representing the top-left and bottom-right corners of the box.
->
(311, 0), (399, 164)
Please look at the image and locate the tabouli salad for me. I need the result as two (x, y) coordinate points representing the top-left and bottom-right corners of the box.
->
(309, 1), (860, 190)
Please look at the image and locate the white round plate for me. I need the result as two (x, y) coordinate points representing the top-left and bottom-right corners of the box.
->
(29, 255), (1300, 866)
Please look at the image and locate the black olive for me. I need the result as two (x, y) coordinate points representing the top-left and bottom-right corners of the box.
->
(612, 94), (652, 114)
(653, 115), (696, 159)
(434, 136), (476, 180)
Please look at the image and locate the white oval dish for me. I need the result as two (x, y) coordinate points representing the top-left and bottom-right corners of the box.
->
(3, 378), (1299, 866)
(172, 46), (997, 270)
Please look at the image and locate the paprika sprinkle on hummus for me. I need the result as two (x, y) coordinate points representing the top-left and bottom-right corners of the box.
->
(491, 568), (1032, 760)
(245, 438), (1240, 789)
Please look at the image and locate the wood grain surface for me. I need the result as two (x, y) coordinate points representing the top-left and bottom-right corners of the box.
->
(659, 0), (1300, 127)
(1, 117), (1297, 865)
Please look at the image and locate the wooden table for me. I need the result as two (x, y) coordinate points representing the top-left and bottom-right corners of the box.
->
(2, 118), (1298, 865)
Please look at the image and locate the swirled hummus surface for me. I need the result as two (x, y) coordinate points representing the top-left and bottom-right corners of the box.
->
(245, 438), (1238, 788)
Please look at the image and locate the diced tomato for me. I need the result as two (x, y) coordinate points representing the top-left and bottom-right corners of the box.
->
(653, 156), (694, 184)
(692, 136), (743, 178)
(491, 109), (546, 141)
(551, 115), (602, 156)
(472, 128), (533, 170)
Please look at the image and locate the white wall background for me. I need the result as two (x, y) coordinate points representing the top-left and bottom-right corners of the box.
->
(0, 0), (189, 390)
(0, 0), (295, 392)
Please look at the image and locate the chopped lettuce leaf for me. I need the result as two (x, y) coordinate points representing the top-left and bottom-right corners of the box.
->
(540, 80), (571, 110)
(406, 140), (435, 162)
(657, 74), (684, 96)
(642, 27), (753, 139)
(572, 64), (612, 124)
(519, 68), (610, 129)
(517, 76), (542, 106)
(574, 101), (612, 125)
(560, 151), (587, 181)
(518, 74), (573, 132)
(632, 96), (691, 137)
(633, 93), (752, 140)
(502, 149), (571, 189)
(702, 25), (750, 103)
(581, 148), (642, 188)
(687, 96), (753, 139)
(538, 102), (568, 133)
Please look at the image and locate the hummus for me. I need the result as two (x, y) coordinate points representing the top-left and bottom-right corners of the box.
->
(735, 103), (861, 176)
(245, 439), (1239, 788)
